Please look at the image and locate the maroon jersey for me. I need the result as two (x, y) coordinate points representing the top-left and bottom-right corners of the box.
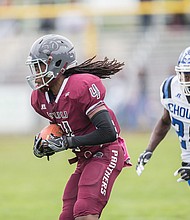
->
(31, 73), (121, 151)
(31, 73), (131, 219)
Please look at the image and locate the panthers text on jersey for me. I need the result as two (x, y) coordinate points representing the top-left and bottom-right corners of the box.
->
(160, 75), (190, 163)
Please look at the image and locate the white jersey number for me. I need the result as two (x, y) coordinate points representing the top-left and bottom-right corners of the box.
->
(89, 84), (100, 99)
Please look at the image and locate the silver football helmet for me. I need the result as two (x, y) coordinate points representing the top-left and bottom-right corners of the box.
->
(26, 34), (77, 90)
(175, 47), (190, 96)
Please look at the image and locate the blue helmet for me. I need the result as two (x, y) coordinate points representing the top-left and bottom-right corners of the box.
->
(175, 47), (190, 96)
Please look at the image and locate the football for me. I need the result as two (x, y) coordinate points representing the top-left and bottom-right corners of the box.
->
(39, 124), (63, 140)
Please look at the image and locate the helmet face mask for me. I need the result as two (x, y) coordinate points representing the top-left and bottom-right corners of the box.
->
(175, 47), (190, 96)
(26, 58), (54, 90)
(26, 34), (77, 90)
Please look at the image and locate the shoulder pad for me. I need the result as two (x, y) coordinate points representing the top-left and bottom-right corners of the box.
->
(161, 75), (175, 99)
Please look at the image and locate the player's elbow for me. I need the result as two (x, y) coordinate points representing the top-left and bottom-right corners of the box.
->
(106, 128), (118, 142)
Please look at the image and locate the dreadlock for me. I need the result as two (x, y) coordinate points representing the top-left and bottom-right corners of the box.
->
(65, 56), (124, 79)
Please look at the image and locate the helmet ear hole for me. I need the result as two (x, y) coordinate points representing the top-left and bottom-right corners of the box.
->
(55, 60), (62, 67)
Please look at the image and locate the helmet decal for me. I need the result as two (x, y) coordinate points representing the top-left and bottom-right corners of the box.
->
(180, 53), (190, 64)
(39, 37), (69, 55)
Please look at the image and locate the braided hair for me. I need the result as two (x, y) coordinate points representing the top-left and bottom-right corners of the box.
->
(65, 56), (124, 79)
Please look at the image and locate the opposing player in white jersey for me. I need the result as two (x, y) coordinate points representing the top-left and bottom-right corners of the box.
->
(136, 46), (190, 186)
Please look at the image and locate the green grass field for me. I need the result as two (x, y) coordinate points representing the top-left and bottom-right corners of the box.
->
(0, 132), (189, 220)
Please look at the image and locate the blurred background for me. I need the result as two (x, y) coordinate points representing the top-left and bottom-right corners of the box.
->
(1, 0), (190, 134)
(1, 2), (190, 220)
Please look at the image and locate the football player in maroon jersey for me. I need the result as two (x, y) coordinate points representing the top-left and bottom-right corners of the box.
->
(26, 34), (131, 220)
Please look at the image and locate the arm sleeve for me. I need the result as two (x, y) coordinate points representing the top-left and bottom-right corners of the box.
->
(67, 110), (118, 148)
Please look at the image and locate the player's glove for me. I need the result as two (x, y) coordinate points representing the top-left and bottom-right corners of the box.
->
(174, 162), (190, 182)
(136, 150), (153, 176)
(46, 134), (70, 152)
(33, 134), (55, 158)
